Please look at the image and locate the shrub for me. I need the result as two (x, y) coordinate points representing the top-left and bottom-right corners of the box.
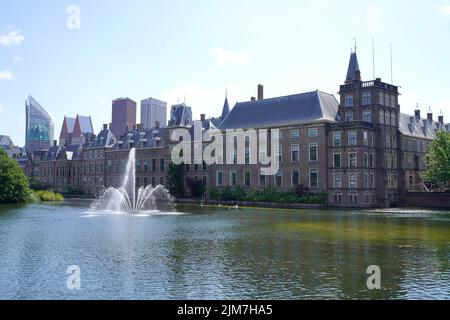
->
(34, 190), (64, 202)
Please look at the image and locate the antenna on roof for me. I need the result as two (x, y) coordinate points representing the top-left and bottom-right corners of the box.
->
(390, 43), (393, 84)
(372, 36), (375, 79)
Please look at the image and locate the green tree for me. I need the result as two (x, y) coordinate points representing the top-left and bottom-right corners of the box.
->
(0, 149), (32, 203)
(423, 130), (450, 187)
(167, 161), (185, 198)
(186, 178), (206, 199)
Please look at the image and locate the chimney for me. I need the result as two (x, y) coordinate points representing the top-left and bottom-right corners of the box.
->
(200, 114), (206, 122)
(438, 111), (444, 124)
(414, 104), (421, 119)
(258, 84), (264, 100)
(155, 121), (160, 129)
(53, 140), (57, 147)
(427, 108), (433, 122)
(251, 97), (256, 101)
(103, 124), (108, 130)
(257, 84), (264, 100)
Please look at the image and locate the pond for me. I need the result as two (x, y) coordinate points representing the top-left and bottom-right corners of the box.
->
(0, 200), (449, 299)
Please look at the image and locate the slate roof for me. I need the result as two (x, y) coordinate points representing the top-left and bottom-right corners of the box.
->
(113, 128), (166, 150)
(168, 104), (192, 127)
(345, 52), (360, 83)
(221, 97), (230, 120)
(63, 144), (83, 160)
(399, 113), (450, 140)
(44, 146), (61, 161)
(219, 90), (339, 130)
(90, 128), (116, 149)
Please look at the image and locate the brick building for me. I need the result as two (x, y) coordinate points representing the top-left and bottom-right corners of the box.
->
(25, 51), (450, 207)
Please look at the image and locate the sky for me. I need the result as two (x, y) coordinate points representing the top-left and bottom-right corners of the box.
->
(1, 0), (450, 146)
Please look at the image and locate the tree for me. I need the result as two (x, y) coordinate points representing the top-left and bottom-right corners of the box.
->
(167, 161), (185, 198)
(0, 149), (32, 203)
(423, 130), (450, 188)
(186, 178), (206, 199)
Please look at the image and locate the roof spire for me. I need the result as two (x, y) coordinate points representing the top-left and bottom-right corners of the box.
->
(221, 90), (230, 121)
(345, 47), (361, 84)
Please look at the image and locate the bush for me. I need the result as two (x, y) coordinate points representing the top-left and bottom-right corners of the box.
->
(0, 149), (32, 203)
(34, 190), (64, 202)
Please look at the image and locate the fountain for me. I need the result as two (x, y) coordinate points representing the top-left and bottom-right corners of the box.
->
(91, 148), (175, 213)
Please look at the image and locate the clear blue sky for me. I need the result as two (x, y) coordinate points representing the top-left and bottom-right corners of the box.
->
(1, 0), (450, 146)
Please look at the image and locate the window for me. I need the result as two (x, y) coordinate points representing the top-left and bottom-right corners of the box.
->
(231, 147), (237, 164)
(309, 143), (318, 161)
(363, 131), (369, 146)
(348, 131), (357, 146)
(345, 111), (354, 122)
(379, 109), (384, 124)
(391, 94), (396, 108)
(364, 153), (369, 167)
(369, 132), (374, 147)
(292, 170), (300, 186)
(385, 111), (390, 125)
(345, 95), (354, 107)
(370, 173), (375, 188)
(291, 144), (300, 162)
(308, 128), (318, 137)
(160, 159), (165, 171)
(334, 194), (342, 203)
(384, 93), (389, 106)
(391, 112), (396, 126)
(309, 169), (318, 188)
(333, 132), (342, 147)
(259, 174), (266, 187)
(216, 171), (223, 186)
(364, 173), (369, 188)
(349, 173), (358, 189)
(349, 152), (357, 168)
(333, 153), (341, 167)
(229, 171), (237, 186)
(245, 147), (250, 164)
(151, 177), (156, 186)
(276, 145), (282, 163)
(290, 130), (300, 139)
(136, 160), (141, 172)
(349, 194), (357, 204)
(152, 159), (156, 171)
(244, 171), (251, 187)
(362, 92), (371, 106)
(379, 92), (384, 105)
(363, 110), (372, 123)
(275, 171), (282, 187)
(333, 173), (342, 188)
(202, 176), (206, 186)
(160, 177), (165, 185)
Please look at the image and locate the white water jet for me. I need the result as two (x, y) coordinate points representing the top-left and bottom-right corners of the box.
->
(91, 148), (175, 213)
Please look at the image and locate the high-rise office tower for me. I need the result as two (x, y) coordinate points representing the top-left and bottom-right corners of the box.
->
(25, 95), (54, 154)
(110, 98), (137, 138)
(141, 98), (167, 129)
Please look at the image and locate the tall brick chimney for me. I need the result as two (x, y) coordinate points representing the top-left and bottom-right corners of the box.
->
(200, 114), (206, 122)
(103, 124), (108, 130)
(438, 111), (444, 124)
(257, 84), (264, 100)
(427, 108), (433, 122)
(414, 104), (421, 119)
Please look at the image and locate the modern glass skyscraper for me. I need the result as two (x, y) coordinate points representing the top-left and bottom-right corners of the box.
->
(141, 98), (167, 129)
(25, 95), (54, 154)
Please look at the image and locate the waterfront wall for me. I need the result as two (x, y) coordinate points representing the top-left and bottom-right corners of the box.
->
(399, 192), (450, 209)
(176, 198), (327, 210)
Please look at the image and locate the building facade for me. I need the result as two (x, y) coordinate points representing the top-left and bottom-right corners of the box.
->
(141, 98), (167, 129)
(25, 52), (450, 208)
(110, 98), (137, 139)
(25, 95), (54, 154)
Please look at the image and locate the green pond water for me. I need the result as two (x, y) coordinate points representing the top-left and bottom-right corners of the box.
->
(0, 200), (449, 299)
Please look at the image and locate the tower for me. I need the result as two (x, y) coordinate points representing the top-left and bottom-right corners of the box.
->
(329, 48), (400, 208)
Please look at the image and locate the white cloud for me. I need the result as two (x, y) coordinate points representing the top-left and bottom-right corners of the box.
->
(13, 56), (22, 63)
(0, 70), (14, 80)
(212, 48), (249, 65)
(441, 5), (450, 14)
(0, 27), (25, 47)
(367, 4), (383, 32)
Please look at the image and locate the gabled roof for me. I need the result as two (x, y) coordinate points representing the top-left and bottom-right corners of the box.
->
(399, 113), (450, 140)
(73, 115), (94, 137)
(44, 146), (61, 161)
(345, 52), (360, 84)
(219, 90), (339, 130)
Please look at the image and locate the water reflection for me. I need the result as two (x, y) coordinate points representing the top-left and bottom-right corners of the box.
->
(0, 203), (448, 299)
